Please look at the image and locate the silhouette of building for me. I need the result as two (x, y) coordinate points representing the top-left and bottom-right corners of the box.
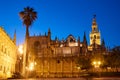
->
(0, 27), (17, 78)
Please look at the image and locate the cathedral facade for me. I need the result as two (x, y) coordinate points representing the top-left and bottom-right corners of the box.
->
(0, 27), (17, 78)
(26, 30), (87, 77)
(25, 16), (105, 77)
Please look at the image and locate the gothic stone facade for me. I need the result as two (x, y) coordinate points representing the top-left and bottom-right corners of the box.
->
(26, 16), (106, 77)
(27, 30), (88, 77)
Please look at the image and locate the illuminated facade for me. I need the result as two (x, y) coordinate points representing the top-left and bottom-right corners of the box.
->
(0, 27), (17, 78)
(88, 15), (105, 51)
(90, 15), (101, 45)
(26, 29), (88, 77)
(24, 15), (106, 77)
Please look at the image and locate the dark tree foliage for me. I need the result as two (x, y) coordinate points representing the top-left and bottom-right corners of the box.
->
(19, 6), (37, 38)
(103, 46), (120, 72)
(76, 56), (92, 70)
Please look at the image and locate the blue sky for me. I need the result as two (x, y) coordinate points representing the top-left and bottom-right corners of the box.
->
(0, 0), (120, 48)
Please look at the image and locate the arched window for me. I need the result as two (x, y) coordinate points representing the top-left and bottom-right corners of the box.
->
(70, 38), (74, 42)
(94, 35), (96, 39)
(34, 41), (40, 49)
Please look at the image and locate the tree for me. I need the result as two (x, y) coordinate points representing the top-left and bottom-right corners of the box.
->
(19, 7), (37, 76)
(76, 56), (91, 70)
(104, 46), (120, 72)
(111, 46), (120, 71)
(19, 6), (37, 39)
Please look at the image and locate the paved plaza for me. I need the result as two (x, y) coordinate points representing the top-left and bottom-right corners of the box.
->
(16, 77), (120, 80)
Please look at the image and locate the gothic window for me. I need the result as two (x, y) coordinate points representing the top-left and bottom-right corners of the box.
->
(94, 35), (96, 39)
(70, 38), (74, 42)
(34, 41), (40, 49)
(67, 35), (75, 43)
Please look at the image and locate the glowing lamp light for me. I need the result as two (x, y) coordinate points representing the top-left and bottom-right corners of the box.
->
(29, 65), (34, 71)
(98, 61), (101, 65)
(93, 61), (96, 65)
(29, 62), (35, 71)
(92, 61), (101, 68)
(18, 45), (23, 54)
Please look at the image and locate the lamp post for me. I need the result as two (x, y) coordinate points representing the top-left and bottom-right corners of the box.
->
(92, 60), (101, 72)
(92, 61), (101, 68)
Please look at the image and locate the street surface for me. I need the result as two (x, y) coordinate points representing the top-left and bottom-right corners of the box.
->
(14, 77), (120, 80)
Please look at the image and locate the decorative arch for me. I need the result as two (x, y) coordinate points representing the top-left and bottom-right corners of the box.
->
(34, 41), (40, 49)
(66, 34), (76, 43)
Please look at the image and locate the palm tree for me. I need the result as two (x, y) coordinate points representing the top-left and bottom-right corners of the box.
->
(19, 6), (37, 39)
(19, 7), (37, 76)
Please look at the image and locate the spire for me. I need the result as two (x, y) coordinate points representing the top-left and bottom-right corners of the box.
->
(92, 14), (98, 32)
(13, 30), (16, 45)
(48, 28), (51, 33)
(77, 36), (80, 43)
(101, 39), (105, 47)
(55, 36), (58, 40)
(83, 32), (86, 42)
(83, 32), (87, 46)
(45, 32), (46, 36)
(90, 15), (101, 46)
(92, 14), (96, 25)
(48, 28), (51, 42)
(77, 36), (80, 46)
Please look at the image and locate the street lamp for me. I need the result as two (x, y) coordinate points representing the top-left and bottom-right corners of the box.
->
(92, 61), (101, 68)
(92, 60), (102, 76)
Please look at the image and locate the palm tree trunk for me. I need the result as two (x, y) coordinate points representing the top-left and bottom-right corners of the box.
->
(22, 26), (29, 77)
(26, 26), (29, 40)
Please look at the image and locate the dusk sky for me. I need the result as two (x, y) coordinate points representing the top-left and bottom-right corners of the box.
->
(0, 0), (120, 48)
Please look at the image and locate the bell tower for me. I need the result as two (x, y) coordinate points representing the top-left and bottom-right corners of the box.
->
(90, 15), (101, 45)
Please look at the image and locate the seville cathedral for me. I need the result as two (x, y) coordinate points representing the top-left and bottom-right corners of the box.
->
(23, 15), (106, 77)
(0, 16), (106, 78)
